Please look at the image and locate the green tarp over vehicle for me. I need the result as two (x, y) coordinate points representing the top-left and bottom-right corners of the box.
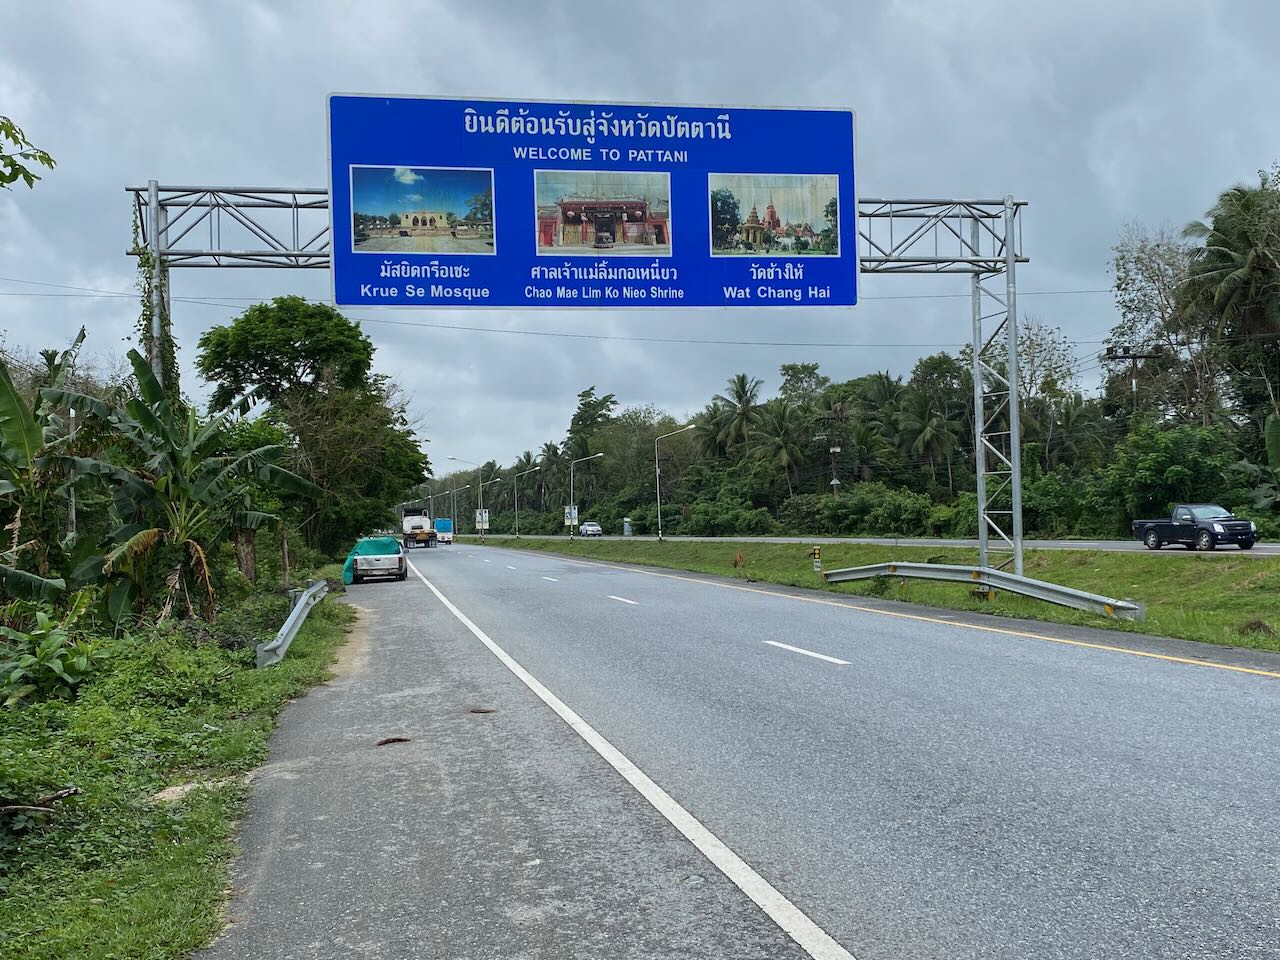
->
(341, 536), (402, 585)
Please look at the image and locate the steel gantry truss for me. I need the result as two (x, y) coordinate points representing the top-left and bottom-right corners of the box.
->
(858, 198), (1028, 574)
(127, 185), (1028, 572)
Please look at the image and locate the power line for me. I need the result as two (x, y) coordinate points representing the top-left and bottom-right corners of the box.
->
(0, 276), (1122, 351)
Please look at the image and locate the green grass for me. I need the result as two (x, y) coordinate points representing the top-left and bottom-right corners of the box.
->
(0, 598), (355, 960)
(474, 537), (1280, 653)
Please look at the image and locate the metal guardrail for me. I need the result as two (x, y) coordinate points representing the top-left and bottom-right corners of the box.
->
(256, 579), (329, 667)
(823, 561), (1145, 621)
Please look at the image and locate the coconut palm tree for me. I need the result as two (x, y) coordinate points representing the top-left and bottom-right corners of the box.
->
(693, 400), (733, 460)
(894, 390), (962, 489)
(1184, 180), (1280, 339)
(845, 418), (889, 482)
(1049, 394), (1104, 470)
(859, 371), (905, 445)
(538, 442), (565, 511)
(712, 373), (763, 452)
(751, 398), (806, 496)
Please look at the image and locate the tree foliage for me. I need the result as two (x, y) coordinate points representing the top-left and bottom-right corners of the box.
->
(710, 188), (741, 248)
(272, 374), (428, 555)
(196, 296), (374, 411)
(0, 116), (54, 190)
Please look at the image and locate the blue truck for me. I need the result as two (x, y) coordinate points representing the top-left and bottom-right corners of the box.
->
(433, 517), (454, 544)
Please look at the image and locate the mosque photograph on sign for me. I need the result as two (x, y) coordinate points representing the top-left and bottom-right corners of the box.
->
(708, 173), (840, 256)
(350, 165), (495, 254)
(535, 170), (672, 256)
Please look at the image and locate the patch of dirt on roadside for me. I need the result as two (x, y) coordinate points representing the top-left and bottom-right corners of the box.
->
(151, 776), (243, 803)
(332, 603), (373, 677)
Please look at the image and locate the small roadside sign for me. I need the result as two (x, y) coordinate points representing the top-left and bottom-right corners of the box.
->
(475, 509), (490, 530)
(564, 505), (578, 526)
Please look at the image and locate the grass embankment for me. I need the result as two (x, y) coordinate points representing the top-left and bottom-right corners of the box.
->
(0, 598), (355, 960)
(477, 537), (1280, 653)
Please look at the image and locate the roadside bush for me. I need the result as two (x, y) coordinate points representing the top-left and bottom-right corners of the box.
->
(779, 494), (827, 534)
(816, 482), (934, 536)
(0, 593), (108, 708)
(200, 593), (290, 651)
(682, 498), (780, 536)
(1023, 469), (1086, 538)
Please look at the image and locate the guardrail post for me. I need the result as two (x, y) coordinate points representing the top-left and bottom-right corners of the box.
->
(257, 579), (329, 667)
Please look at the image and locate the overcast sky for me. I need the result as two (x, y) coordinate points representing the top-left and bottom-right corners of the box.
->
(4, 0), (1279, 473)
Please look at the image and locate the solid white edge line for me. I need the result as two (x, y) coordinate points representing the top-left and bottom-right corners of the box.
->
(407, 560), (856, 960)
(607, 595), (639, 605)
(762, 640), (851, 666)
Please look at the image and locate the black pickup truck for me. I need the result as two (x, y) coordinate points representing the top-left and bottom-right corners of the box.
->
(1132, 504), (1258, 551)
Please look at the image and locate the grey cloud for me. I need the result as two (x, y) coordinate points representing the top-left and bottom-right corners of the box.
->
(3, 0), (1280, 469)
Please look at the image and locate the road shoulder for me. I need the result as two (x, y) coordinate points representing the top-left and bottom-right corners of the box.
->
(199, 584), (809, 960)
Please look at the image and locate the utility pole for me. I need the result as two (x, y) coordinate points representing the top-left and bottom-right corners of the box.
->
(815, 407), (849, 495)
(67, 408), (77, 541)
(1106, 345), (1161, 414)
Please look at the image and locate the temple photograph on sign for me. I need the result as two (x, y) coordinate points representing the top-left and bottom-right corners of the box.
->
(350, 165), (495, 254)
(535, 171), (671, 256)
(708, 173), (839, 256)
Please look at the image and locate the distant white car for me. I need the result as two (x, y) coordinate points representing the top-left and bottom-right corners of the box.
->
(578, 521), (603, 537)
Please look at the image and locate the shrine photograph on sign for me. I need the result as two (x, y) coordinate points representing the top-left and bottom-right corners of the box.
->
(535, 170), (671, 256)
(708, 173), (839, 257)
(350, 165), (495, 254)
(328, 95), (857, 307)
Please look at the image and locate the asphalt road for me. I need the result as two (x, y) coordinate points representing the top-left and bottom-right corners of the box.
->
(480, 532), (1280, 556)
(210, 547), (1280, 959)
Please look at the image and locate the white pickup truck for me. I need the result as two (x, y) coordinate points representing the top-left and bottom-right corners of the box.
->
(350, 537), (408, 583)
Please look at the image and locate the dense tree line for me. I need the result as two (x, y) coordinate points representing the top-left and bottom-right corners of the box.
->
(1, 297), (428, 624)
(425, 169), (1280, 541)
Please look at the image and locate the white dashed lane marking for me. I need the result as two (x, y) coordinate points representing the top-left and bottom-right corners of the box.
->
(762, 640), (850, 666)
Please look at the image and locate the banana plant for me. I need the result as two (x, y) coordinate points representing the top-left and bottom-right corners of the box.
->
(43, 349), (319, 620)
(0, 328), (86, 600)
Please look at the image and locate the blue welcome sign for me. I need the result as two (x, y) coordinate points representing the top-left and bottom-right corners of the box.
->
(328, 95), (857, 308)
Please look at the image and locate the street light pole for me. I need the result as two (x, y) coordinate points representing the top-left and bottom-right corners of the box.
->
(449, 483), (470, 535)
(654, 424), (695, 542)
(513, 465), (541, 538)
(449, 455), (492, 542)
(479, 476), (501, 538)
(568, 452), (604, 540)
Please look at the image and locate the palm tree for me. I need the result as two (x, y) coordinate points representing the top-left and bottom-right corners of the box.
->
(693, 400), (733, 460)
(1184, 180), (1280, 338)
(894, 390), (962, 489)
(1050, 394), (1103, 470)
(712, 373), (763, 452)
(751, 398), (806, 496)
(860, 371), (905, 445)
(538, 442), (565, 511)
(845, 418), (889, 482)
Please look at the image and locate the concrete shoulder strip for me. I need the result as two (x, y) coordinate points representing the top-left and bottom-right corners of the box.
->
(407, 560), (856, 960)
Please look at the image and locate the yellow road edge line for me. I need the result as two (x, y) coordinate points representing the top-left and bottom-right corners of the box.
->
(528, 552), (1280, 682)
